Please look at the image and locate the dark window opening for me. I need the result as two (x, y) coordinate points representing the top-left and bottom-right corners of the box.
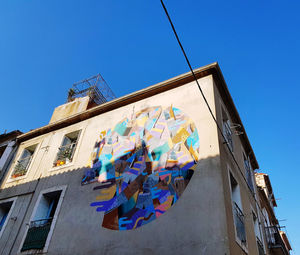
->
(21, 190), (62, 252)
(0, 201), (13, 232)
(0, 145), (7, 159)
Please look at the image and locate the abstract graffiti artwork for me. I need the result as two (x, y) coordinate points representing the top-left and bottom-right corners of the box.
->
(82, 106), (200, 230)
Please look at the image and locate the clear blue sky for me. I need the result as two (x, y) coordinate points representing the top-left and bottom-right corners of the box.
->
(0, 0), (299, 253)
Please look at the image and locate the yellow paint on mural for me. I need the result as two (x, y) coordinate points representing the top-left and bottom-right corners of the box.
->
(189, 144), (199, 161)
(96, 185), (116, 201)
(166, 174), (172, 184)
(133, 217), (145, 229)
(151, 128), (163, 134)
(133, 190), (139, 202)
(146, 134), (153, 141)
(100, 130), (106, 140)
(169, 105), (175, 119)
(86, 155), (92, 168)
(136, 116), (147, 126)
(167, 137), (173, 149)
(189, 164), (197, 171)
(172, 128), (190, 144)
(161, 195), (173, 211)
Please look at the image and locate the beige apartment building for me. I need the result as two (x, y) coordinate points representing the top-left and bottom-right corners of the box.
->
(255, 173), (292, 255)
(0, 63), (291, 254)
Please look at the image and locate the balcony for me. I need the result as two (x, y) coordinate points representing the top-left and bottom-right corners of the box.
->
(233, 202), (247, 244)
(21, 218), (52, 252)
(265, 226), (290, 255)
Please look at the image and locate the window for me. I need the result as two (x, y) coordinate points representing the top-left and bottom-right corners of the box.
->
(0, 201), (13, 232)
(229, 172), (247, 245)
(0, 198), (16, 238)
(222, 107), (233, 152)
(0, 145), (7, 159)
(53, 130), (80, 167)
(21, 187), (65, 252)
(11, 144), (37, 178)
(252, 211), (264, 255)
(243, 153), (254, 193)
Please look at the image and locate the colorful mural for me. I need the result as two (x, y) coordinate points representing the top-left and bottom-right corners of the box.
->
(82, 106), (200, 230)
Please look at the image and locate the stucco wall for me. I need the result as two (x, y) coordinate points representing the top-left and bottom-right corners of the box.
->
(1, 75), (230, 255)
(213, 79), (261, 255)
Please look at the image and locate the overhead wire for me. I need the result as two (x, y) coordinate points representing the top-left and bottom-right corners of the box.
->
(159, 0), (289, 244)
(159, 0), (255, 197)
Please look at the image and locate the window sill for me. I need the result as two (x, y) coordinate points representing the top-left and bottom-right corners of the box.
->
(235, 238), (248, 254)
(20, 248), (46, 254)
(49, 162), (75, 172)
(7, 174), (29, 183)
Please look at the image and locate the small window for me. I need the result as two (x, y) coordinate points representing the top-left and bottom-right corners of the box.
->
(21, 190), (62, 252)
(11, 144), (37, 178)
(253, 212), (264, 255)
(0, 145), (7, 159)
(53, 130), (80, 167)
(0, 200), (13, 233)
(243, 153), (254, 193)
(222, 107), (233, 152)
(230, 172), (247, 245)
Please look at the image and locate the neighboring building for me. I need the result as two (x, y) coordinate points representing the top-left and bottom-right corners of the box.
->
(0, 63), (291, 254)
(0, 130), (22, 185)
(255, 173), (292, 255)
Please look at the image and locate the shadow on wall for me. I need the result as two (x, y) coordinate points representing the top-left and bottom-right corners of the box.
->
(0, 105), (227, 254)
(0, 153), (222, 255)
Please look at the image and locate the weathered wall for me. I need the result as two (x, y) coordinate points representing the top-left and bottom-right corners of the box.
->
(49, 96), (90, 124)
(1, 75), (230, 255)
(213, 79), (260, 255)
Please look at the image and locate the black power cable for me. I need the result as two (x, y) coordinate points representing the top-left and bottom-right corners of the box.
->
(159, 0), (281, 239)
(160, 0), (253, 193)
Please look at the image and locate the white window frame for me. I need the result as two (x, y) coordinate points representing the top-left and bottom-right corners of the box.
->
(7, 141), (41, 183)
(251, 206), (265, 254)
(50, 128), (84, 172)
(0, 141), (14, 172)
(0, 197), (17, 239)
(242, 150), (255, 194)
(227, 167), (248, 252)
(220, 103), (234, 152)
(18, 185), (67, 254)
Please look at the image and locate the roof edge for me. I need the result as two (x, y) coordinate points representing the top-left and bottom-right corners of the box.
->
(17, 62), (259, 170)
(17, 63), (216, 142)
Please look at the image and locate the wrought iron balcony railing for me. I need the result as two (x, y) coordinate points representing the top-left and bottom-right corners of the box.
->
(256, 237), (265, 255)
(244, 159), (254, 193)
(21, 218), (53, 252)
(233, 202), (247, 244)
(265, 226), (289, 255)
(223, 121), (233, 151)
